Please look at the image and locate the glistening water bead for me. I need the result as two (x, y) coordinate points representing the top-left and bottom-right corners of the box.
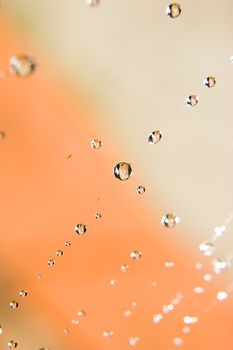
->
(75, 223), (87, 235)
(86, 0), (100, 6)
(204, 76), (216, 88)
(166, 3), (181, 18)
(161, 213), (180, 228)
(9, 301), (18, 309)
(114, 162), (132, 181)
(19, 290), (27, 298)
(48, 259), (55, 267)
(199, 241), (215, 256)
(91, 139), (103, 149)
(7, 341), (17, 349)
(148, 130), (162, 144)
(130, 250), (142, 260)
(136, 186), (146, 194)
(56, 250), (63, 257)
(186, 95), (199, 107)
(10, 55), (36, 77)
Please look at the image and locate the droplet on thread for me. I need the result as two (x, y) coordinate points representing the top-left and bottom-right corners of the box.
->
(9, 301), (18, 309)
(161, 213), (180, 228)
(136, 186), (146, 195)
(19, 290), (27, 298)
(186, 95), (199, 107)
(114, 162), (132, 181)
(148, 130), (162, 144)
(75, 223), (87, 235)
(56, 250), (63, 257)
(91, 139), (103, 149)
(204, 76), (216, 88)
(48, 259), (55, 267)
(130, 250), (142, 260)
(10, 55), (36, 77)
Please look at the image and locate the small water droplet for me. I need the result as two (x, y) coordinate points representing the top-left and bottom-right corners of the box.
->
(136, 186), (146, 194)
(75, 223), (87, 235)
(131, 301), (137, 307)
(153, 313), (163, 323)
(183, 315), (198, 324)
(182, 326), (190, 334)
(214, 226), (225, 237)
(77, 310), (86, 317)
(0, 325), (2, 335)
(195, 262), (203, 270)
(212, 258), (229, 274)
(103, 330), (114, 337)
(203, 273), (212, 282)
(19, 290), (27, 298)
(199, 241), (215, 256)
(163, 304), (174, 313)
(71, 319), (79, 325)
(121, 264), (129, 272)
(204, 76), (216, 88)
(110, 279), (117, 285)
(129, 336), (140, 346)
(95, 213), (101, 220)
(114, 162), (132, 181)
(65, 241), (71, 247)
(217, 291), (228, 301)
(7, 341), (17, 349)
(63, 328), (69, 334)
(86, 0), (100, 6)
(48, 259), (55, 267)
(173, 337), (183, 346)
(166, 3), (181, 18)
(10, 55), (36, 77)
(37, 273), (43, 279)
(130, 250), (142, 260)
(9, 301), (18, 309)
(123, 310), (132, 317)
(56, 250), (63, 257)
(194, 286), (205, 294)
(186, 95), (199, 107)
(91, 139), (103, 149)
(148, 130), (162, 144)
(0, 131), (5, 140)
(161, 213), (180, 228)
(165, 261), (175, 268)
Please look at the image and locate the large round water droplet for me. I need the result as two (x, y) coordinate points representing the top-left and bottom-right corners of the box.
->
(166, 3), (181, 18)
(114, 162), (132, 181)
(204, 76), (216, 88)
(75, 223), (87, 235)
(10, 55), (36, 77)
(161, 213), (180, 228)
(186, 95), (199, 107)
(7, 341), (17, 349)
(9, 301), (18, 309)
(148, 130), (162, 144)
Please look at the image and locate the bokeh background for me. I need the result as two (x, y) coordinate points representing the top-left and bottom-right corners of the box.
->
(0, 0), (233, 349)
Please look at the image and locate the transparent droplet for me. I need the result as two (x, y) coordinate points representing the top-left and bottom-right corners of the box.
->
(103, 330), (114, 338)
(161, 213), (180, 228)
(75, 223), (87, 235)
(19, 290), (27, 298)
(86, 0), (100, 7)
(110, 279), (117, 285)
(0, 131), (5, 140)
(95, 213), (101, 220)
(124, 310), (132, 317)
(71, 319), (79, 325)
(9, 301), (18, 309)
(7, 341), (17, 349)
(148, 130), (162, 144)
(203, 273), (212, 282)
(114, 162), (132, 181)
(204, 76), (216, 88)
(136, 186), (146, 194)
(65, 241), (71, 247)
(0, 325), (2, 335)
(214, 226), (225, 237)
(10, 55), (36, 77)
(131, 301), (137, 307)
(153, 313), (163, 323)
(212, 258), (229, 274)
(166, 3), (181, 18)
(165, 261), (175, 268)
(63, 328), (69, 334)
(182, 326), (190, 334)
(217, 291), (228, 301)
(130, 250), (142, 260)
(120, 264), (129, 272)
(37, 273), (43, 279)
(173, 337), (183, 346)
(186, 95), (199, 107)
(163, 304), (174, 313)
(194, 286), (205, 294)
(48, 259), (55, 267)
(77, 310), (86, 317)
(129, 336), (140, 346)
(91, 139), (103, 149)
(195, 262), (203, 270)
(56, 250), (63, 257)
(183, 315), (198, 324)
(199, 241), (215, 256)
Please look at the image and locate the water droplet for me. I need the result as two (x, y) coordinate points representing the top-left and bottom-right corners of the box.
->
(77, 310), (86, 317)
(65, 241), (71, 247)
(19, 290), (27, 298)
(103, 330), (114, 337)
(186, 95), (199, 107)
(129, 336), (140, 346)
(37, 273), (43, 279)
(182, 326), (190, 334)
(148, 130), (162, 144)
(136, 186), (146, 194)
(214, 226), (225, 237)
(194, 286), (205, 294)
(131, 301), (137, 307)
(199, 241), (215, 256)
(48, 259), (55, 267)
(124, 310), (132, 317)
(0, 131), (5, 140)
(183, 316), (198, 324)
(217, 291), (228, 301)
(212, 258), (229, 274)
(204, 76), (216, 88)
(75, 223), (87, 235)
(166, 3), (181, 18)
(165, 261), (175, 268)
(91, 139), (103, 149)
(163, 304), (174, 313)
(195, 262), (203, 270)
(110, 279), (117, 285)
(38, 348), (50, 350)
(120, 264), (129, 272)
(95, 213), (101, 219)
(9, 301), (18, 309)
(56, 250), (63, 257)
(0, 325), (2, 335)
(63, 328), (69, 334)
(114, 162), (132, 181)
(7, 341), (17, 349)
(173, 337), (183, 346)
(86, 0), (100, 6)
(153, 313), (163, 323)
(130, 250), (142, 260)
(203, 273), (212, 282)
(71, 319), (79, 325)
(10, 55), (36, 77)
(161, 213), (180, 228)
